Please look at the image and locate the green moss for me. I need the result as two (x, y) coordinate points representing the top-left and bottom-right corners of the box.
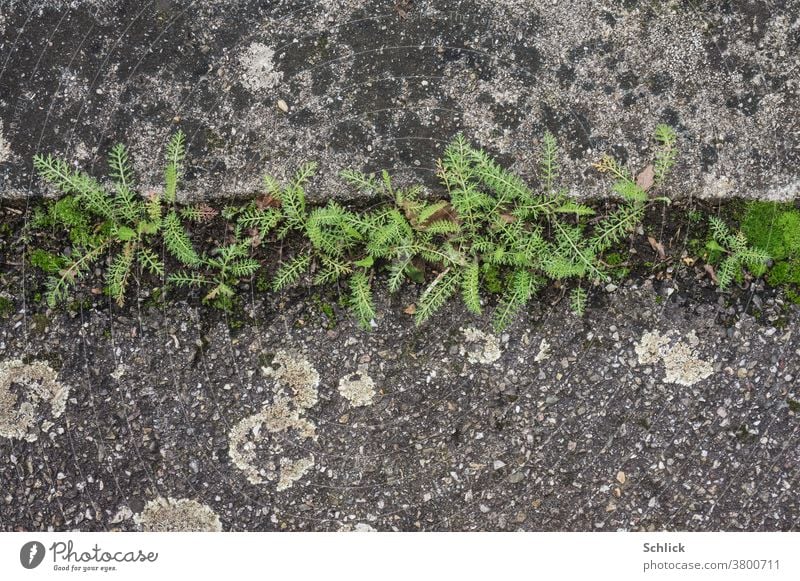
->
(0, 297), (14, 318)
(31, 313), (49, 334)
(740, 201), (800, 288)
(741, 201), (800, 260)
(784, 287), (800, 305)
(255, 273), (270, 293)
(29, 249), (65, 273)
(310, 293), (337, 329)
(482, 264), (503, 294)
(605, 252), (624, 266)
(141, 286), (165, 309)
(604, 252), (630, 280)
(788, 398), (800, 413)
(67, 297), (92, 313)
(687, 209), (703, 224)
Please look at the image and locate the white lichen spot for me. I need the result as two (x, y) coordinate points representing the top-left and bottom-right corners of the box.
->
(702, 173), (735, 198)
(277, 455), (315, 492)
(0, 359), (69, 441)
(0, 122), (10, 162)
(339, 523), (378, 532)
(337, 365), (376, 407)
(635, 330), (714, 386)
(239, 42), (283, 92)
(460, 327), (503, 364)
(134, 497), (222, 532)
(634, 331), (672, 365)
(109, 505), (134, 525)
(262, 350), (319, 409)
(534, 339), (552, 363)
(228, 397), (316, 488)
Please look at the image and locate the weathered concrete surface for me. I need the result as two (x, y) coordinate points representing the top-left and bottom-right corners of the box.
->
(1, 0), (799, 202)
(1, 272), (798, 531)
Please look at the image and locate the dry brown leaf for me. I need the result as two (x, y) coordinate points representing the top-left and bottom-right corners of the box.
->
(636, 164), (655, 191)
(704, 263), (719, 284)
(647, 236), (667, 260)
(255, 194), (280, 210)
(403, 304), (417, 315)
(420, 202), (459, 227)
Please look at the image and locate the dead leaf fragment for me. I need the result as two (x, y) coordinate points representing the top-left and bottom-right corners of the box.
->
(647, 236), (667, 260)
(704, 263), (719, 284)
(255, 194), (280, 210)
(636, 164), (655, 191)
(403, 304), (417, 315)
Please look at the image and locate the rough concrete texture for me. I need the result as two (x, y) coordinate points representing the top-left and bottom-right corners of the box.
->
(0, 0), (799, 202)
(0, 274), (798, 531)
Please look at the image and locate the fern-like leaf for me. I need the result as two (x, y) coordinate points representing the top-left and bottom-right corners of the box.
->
(461, 261), (482, 314)
(138, 248), (165, 276)
(164, 130), (186, 204)
(653, 124), (678, 184)
(163, 211), (201, 267)
(493, 269), (539, 331)
(349, 271), (376, 330)
(106, 242), (136, 306)
(540, 131), (559, 193)
(415, 268), (460, 325)
(272, 254), (310, 291)
(569, 286), (588, 316)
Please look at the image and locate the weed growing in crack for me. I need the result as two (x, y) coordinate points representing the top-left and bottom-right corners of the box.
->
(32, 132), (200, 306)
(706, 216), (772, 289)
(28, 124), (792, 329)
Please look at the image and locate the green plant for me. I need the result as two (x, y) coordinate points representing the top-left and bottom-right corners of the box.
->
(396, 125), (674, 331)
(0, 297), (14, 318)
(740, 201), (800, 287)
(707, 216), (771, 289)
(28, 249), (66, 274)
(27, 125), (683, 331)
(169, 236), (259, 310)
(33, 131), (201, 306)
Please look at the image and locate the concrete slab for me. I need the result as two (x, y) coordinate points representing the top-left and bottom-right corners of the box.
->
(1, 0), (798, 202)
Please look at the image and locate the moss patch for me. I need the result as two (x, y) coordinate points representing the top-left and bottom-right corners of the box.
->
(741, 201), (800, 287)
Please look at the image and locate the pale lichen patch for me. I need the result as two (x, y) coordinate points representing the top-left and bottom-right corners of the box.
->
(239, 42), (283, 93)
(634, 330), (714, 387)
(534, 339), (552, 363)
(277, 455), (315, 492)
(0, 122), (10, 163)
(0, 360), (69, 441)
(134, 497), (222, 532)
(460, 327), (503, 365)
(337, 366), (376, 407)
(262, 350), (319, 410)
(339, 523), (378, 532)
(228, 397), (316, 488)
